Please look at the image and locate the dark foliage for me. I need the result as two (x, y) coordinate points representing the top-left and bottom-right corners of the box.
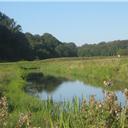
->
(25, 32), (77, 59)
(0, 24), (33, 61)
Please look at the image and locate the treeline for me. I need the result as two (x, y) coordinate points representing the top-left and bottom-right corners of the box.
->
(0, 12), (77, 61)
(0, 12), (128, 61)
(0, 12), (32, 61)
(78, 41), (128, 57)
(25, 33), (77, 59)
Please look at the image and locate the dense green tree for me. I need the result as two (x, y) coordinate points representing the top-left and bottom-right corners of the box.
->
(78, 40), (128, 57)
(0, 24), (33, 61)
(55, 43), (77, 57)
(25, 32), (42, 48)
(0, 12), (33, 61)
(40, 33), (61, 58)
(0, 12), (22, 32)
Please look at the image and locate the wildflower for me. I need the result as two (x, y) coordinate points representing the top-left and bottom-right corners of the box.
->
(103, 80), (113, 87)
(96, 102), (103, 110)
(0, 96), (8, 127)
(112, 101), (121, 117)
(16, 112), (32, 128)
(117, 54), (121, 58)
(124, 88), (128, 100)
(106, 92), (117, 103)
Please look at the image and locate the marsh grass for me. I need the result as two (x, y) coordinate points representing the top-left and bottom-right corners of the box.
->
(1, 92), (128, 128)
(0, 57), (128, 127)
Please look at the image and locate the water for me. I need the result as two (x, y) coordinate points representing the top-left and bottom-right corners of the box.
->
(25, 78), (126, 105)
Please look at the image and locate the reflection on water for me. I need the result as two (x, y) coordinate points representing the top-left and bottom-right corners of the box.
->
(24, 72), (66, 93)
(25, 73), (125, 105)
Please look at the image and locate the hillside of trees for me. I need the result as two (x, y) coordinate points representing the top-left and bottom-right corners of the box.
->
(78, 41), (128, 57)
(25, 32), (77, 59)
(0, 11), (128, 61)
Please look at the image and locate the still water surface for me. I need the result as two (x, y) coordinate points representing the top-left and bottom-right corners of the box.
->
(26, 79), (125, 105)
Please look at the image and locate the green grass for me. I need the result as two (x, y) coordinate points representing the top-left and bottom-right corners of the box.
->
(0, 56), (128, 127)
(39, 56), (128, 90)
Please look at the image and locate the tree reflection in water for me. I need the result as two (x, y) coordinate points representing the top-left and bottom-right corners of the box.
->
(24, 72), (66, 93)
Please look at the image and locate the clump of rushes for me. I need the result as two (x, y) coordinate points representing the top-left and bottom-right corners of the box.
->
(0, 96), (8, 127)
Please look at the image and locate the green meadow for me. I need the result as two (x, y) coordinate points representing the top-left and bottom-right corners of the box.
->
(0, 57), (128, 128)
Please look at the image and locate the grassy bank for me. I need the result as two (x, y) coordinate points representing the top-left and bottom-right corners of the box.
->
(40, 56), (128, 90)
(0, 57), (128, 127)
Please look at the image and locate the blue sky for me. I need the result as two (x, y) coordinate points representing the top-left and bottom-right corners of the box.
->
(0, 2), (128, 45)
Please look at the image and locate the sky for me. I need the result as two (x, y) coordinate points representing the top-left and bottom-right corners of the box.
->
(0, 1), (128, 46)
